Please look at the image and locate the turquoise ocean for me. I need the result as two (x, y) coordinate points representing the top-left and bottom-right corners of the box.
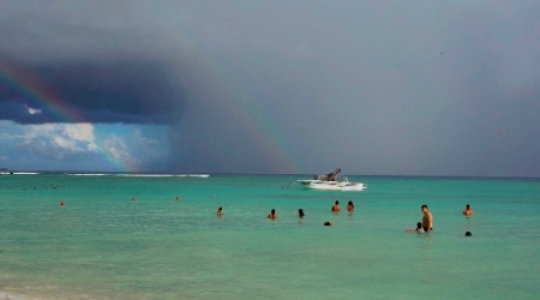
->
(1, 173), (539, 299)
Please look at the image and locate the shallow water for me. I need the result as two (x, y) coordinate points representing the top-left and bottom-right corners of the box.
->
(1, 174), (539, 299)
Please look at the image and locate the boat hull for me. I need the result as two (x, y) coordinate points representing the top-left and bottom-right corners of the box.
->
(297, 180), (367, 191)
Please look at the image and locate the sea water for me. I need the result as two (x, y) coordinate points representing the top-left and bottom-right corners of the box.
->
(0, 174), (539, 299)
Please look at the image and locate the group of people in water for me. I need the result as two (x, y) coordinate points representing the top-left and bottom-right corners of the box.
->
(405, 203), (475, 236)
(216, 201), (474, 234)
(283, 200), (354, 225)
(216, 201), (475, 235)
(264, 200), (355, 225)
(216, 200), (355, 225)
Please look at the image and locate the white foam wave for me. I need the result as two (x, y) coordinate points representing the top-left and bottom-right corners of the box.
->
(116, 174), (210, 178)
(68, 173), (107, 176)
(178, 174), (210, 178)
(0, 291), (42, 300)
(116, 174), (175, 177)
(0, 172), (39, 175)
(54, 173), (212, 178)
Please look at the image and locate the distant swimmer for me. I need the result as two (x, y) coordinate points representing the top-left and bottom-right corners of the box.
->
(406, 222), (423, 233)
(463, 204), (474, 217)
(324, 221), (332, 226)
(298, 208), (305, 218)
(217, 206), (223, 217)
(347, 201), (354, 211)
(421, 204), (433, 232)
(268, 209), (278, 220)
(331, 200), (341, 213)
(465, 231), (472, 237)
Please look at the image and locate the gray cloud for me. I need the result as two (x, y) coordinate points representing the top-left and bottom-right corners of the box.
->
(1, 1), (540, 176)
(0, 1), (193, 125)
(0, 60), (186, 124)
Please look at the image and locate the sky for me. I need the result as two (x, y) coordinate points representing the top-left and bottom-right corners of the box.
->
(1, 0), (539, 177)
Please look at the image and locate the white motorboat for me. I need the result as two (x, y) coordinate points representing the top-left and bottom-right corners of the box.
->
(297, 168), (367, 191)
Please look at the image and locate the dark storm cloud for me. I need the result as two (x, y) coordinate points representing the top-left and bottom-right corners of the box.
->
(0, 60), (185, 124)
(0, 1), (190, 124)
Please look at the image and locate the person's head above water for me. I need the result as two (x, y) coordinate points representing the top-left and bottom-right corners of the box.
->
(298, 208), (305, 217)
(268, 208), (277, 219)
(465, 231), (472, 237)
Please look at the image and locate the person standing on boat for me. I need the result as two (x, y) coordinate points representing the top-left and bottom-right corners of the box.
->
(327, 168), (341, 181)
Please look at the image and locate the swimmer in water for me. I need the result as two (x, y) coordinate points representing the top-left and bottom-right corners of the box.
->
(298, 208), (305, 218)
(347, 201), (354, 211)
(406, 222), (423, 233)
(331, 200), (341, 213)
(463, 204), (474, 217)
(217, 206), (223, 217)
(421, 204), (433, 233)
(268, 209), (278, 220)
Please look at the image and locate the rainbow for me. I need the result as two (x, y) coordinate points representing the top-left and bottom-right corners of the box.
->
(209, 74), (302, 174)
(174, 32), (301, 174)
(0, 45), (302, 174)
(0, 60), (130, 172)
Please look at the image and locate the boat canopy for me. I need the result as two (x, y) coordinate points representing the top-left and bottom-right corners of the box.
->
(314, 168), (341, 181)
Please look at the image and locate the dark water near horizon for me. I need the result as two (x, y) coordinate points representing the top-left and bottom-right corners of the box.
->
(1, 173), (539, 299)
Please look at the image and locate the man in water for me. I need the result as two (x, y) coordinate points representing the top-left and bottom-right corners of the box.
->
(346, 201), (354, 212)
(331, 200), (341, 213)
(217, 206), (223, 217)
(463, 204), (474, 216)
(421, 204), (433, 232)
(268, 209), (278, 219)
